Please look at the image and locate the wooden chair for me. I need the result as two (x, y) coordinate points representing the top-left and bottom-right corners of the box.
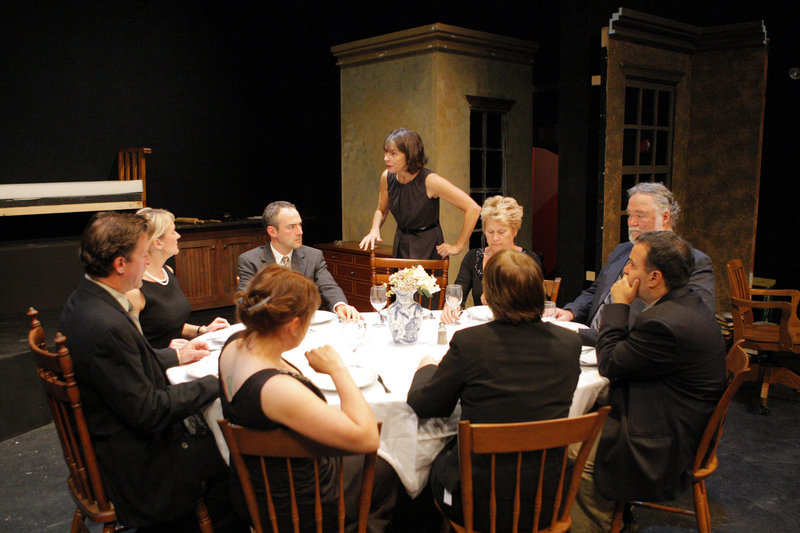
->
(219, 419), (380, 533)
(370, 253), (449, 310)
(440, 406), (610, 533)
(117, 147), (151, 206)
(610, 341), (752, 533)
(726, 259), (800, 413)
(27, 307), (212, 533)
(544, 277), (562, 303)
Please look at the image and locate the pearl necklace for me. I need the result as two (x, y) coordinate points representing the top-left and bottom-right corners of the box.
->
(143, 268), (169, 285)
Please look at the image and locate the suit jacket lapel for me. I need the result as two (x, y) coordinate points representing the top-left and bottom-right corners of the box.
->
(292, 247), (304, 275)
(261, 245), (277, 267)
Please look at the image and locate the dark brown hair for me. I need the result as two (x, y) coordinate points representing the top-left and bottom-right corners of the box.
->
(235, 264), (321, 343)
(384, 128), (428, 174)
(636, 231), (695, 290)
(80, 212), (148, 278)
(483, 250), (545, 323)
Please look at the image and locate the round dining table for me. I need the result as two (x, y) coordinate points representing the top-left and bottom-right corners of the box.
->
(167, 309), (609, 498)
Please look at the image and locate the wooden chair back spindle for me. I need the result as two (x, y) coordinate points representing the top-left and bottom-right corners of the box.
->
(219, 420), (380, 533)
(444, 407), (610, 533)
(369, 253), (449, 310)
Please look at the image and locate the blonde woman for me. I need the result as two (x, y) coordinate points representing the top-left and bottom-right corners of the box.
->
(127, 208), (230, 353)
(442, 196), (541, 323)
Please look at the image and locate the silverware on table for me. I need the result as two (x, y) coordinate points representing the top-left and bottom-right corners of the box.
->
(376, 375), (392, 394)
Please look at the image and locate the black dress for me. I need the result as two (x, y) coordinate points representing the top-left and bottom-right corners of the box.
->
(387, 168), (445, 259)
(454, 247), (542, 305)
(218, 333), (338, 532)
(138, 269), (192, 349)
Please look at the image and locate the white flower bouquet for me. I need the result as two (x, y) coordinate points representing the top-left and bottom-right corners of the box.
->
(387, 265), (441, 298)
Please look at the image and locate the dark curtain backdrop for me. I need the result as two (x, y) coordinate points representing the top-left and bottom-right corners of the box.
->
(1, 0), (797, 290)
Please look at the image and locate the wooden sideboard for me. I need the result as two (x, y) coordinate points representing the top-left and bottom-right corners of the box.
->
(315, 241), (393, 312)
(174, 220), (266, 310)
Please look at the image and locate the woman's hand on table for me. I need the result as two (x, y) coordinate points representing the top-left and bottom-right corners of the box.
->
(205, 317), (230, 332)
(441, 305), (461, 324)
(174, 338), (211, 364)
(417, 355), (439, 369)
(305, 345), (346, 375)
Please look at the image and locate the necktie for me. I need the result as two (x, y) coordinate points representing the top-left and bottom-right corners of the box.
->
(280, 256), (290, 268)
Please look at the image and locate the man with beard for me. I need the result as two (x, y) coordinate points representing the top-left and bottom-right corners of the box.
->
(555, 182), (714, 345)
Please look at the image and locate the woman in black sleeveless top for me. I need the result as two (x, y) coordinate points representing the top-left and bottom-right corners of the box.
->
(218, 265), (379, 532)
(359, 128), (480, 259)
(127, 208), (230, 352)
(126, 207), (230, 357)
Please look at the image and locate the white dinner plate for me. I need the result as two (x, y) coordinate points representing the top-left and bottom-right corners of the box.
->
(579, 346), (597, 366)
(311, 310), (337, 325)
(308, 366), (378, 392)
(467, 305), (494, 322)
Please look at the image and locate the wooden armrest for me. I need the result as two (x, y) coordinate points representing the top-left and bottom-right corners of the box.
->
(731, 297), (797, 350)
(751, 288), (800, 300)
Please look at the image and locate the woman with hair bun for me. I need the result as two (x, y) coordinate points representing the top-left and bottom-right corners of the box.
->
(218, 264), (381, 531)
(359, 128), (481, 259)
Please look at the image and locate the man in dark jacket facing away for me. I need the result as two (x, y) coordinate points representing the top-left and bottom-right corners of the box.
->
(570, 231), (726, 532)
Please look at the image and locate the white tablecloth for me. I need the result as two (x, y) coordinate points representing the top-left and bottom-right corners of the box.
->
(167, 312), (609, 498)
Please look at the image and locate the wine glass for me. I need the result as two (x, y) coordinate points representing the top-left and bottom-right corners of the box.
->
(370, 285), (388, 327)
(445, 284), (463, 324)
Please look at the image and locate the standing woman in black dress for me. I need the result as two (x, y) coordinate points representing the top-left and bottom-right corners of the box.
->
(359, 128), (480, 259)
(128, 208), (230, 353)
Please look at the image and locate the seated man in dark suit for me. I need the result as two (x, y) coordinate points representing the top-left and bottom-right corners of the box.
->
(570, 231), (727, 533)
(556, 182), (715, 345)
(237, 201), (360, 319)
(60, 212), (245, 532)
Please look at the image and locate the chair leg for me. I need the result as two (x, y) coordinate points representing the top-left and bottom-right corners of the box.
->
(760, 368), (773, 414)
(70, 508), (86, 533)
(609, 501), (625, 533)
(195, 496), (214, 533)
(692, 481), (711, 533)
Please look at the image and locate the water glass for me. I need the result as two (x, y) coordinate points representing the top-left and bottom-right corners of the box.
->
(543, 301), (557, 318)
(370, 285), (388, 326)
(445, 284), (463, 324)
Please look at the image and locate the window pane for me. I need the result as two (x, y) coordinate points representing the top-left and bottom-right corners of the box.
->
(639, 130), (654, 165)
(486, 113), (502, 148)
(624, 87), (639, 125)
(470, 111), (483, 147)
(655, 130), (669, 166)
(657, 91), (671, 127)
(641, 89), (654, 126)
(654, 173), (667, 184)
(623, 129), (637, 166)
(470, 192), (484, 207)
(470, 150), (484, 189)
(485, 151), (502, 189)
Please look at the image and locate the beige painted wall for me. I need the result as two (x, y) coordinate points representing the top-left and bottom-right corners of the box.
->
(335, 24), (536, 282)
